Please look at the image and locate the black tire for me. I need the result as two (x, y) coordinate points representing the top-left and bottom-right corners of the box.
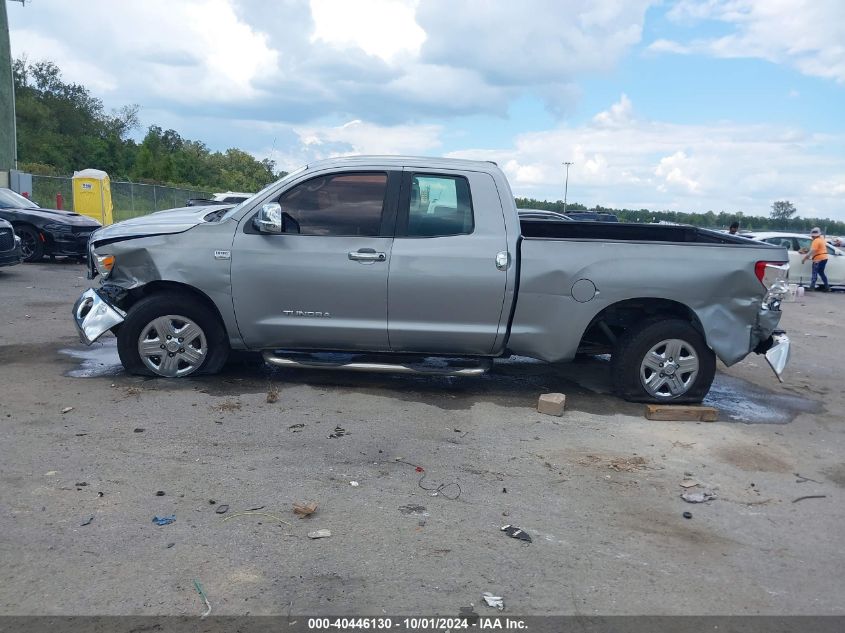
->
(15, 225), (43, 262)
(611, 318), (716, 403)
(116, 292), (229, 377)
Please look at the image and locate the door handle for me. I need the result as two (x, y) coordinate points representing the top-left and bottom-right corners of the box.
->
(348, 249), (386, 262)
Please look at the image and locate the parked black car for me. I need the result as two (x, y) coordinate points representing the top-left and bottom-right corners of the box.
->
(0, 188), (101, 262)
(0, 218), (23, 267)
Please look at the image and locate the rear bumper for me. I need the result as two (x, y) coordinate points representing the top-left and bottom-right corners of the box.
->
(72, 288), (126, 345)
(754, 330), (790, 382)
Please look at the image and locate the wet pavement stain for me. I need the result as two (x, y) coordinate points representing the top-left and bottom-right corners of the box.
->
(57, 344), (818, 423)
(59, 340), (124, 378)
(703, 373), (821, 424)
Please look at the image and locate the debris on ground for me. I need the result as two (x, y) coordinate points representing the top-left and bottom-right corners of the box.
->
(61, 407), (74, 414)
(247, 505), (265, 511)
(349, 481), (360, 487)
(221, 511), (292, 526)
(293, 501), (318, 517)
(679, 479), (700, 488)
(212, 400), (241, 413)
(80, 516), (94, 526)
(537, 392), (566, 417)
(266, 388), (279, 403)
(792, 495), (827, 503)
(215, 504), (229, 514)
(683, 512), (693, 519)
(193, 579), (211, 619)
(289, 423), (305, 432)
(795, 473), (822, 484)
(155, 490), (165, 496)
(482, 592), (504, 610)
(608, 456), (649, 472)
(644, 404), (718, 422)
(75, 482), (88, 487)
(307, 529), (332, 539)
(133, 428), (145, 433)
(418, 473), (461, 499)
(152, 515), (176, 526)
(681, 491), (717, 503)
(328, 425), (347, 438)
(166, 542), (175, 548)
(125, 386), (141, 397)
(501, 524), (532, 543)
(398, 504), (428, 516)
(97, 491), (104, 497)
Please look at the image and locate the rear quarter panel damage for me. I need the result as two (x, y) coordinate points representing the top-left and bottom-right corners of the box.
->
(508, 239), (786, 365)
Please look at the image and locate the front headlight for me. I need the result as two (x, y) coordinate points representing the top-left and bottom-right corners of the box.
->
(43, 222), (72, 233)
(94, 254), (116, 278)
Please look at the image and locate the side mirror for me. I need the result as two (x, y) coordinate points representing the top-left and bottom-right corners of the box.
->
(255, 203), (282, 234)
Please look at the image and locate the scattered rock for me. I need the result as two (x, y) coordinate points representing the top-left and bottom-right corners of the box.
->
(681, 491), (717, 503)
(61, 407), (74, 414)
(215, 504), (230, 514)
(293, 501), (318, 517)
(537, 393), (566, 417)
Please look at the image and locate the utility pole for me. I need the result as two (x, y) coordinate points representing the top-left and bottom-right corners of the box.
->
(0, 0), (20, 173)
(562, 161), (573, 214)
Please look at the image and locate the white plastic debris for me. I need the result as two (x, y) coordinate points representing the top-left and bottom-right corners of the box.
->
(349, 481), (359, 487)
(308, 529), (332, 539)
(61, 407), (74, 414)
(482, 592), (504, 610)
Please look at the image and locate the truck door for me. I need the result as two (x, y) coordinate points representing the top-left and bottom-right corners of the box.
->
(231, 170), (400, 350)
(387, 169), (509, 355)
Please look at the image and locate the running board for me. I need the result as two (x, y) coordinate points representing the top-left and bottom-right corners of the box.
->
(262, 351), (491, 376)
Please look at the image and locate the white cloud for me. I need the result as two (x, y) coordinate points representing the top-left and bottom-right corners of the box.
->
(8, 0), (656, 121)
(310, 0), (425, 62)
(447, 95), (845, 219)
(653, 0), (845, 83)
(10, 0), (279, 104)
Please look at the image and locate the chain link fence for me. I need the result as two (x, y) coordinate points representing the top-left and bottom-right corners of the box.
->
(30, 175), (212, 222)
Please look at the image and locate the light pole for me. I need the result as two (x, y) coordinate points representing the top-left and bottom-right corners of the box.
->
(562, 162), (573, 214)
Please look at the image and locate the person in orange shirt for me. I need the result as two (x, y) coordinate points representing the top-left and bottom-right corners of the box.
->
(802, 227), (830, 292)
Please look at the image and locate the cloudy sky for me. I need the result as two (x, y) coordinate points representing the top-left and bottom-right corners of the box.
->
(8, 0), (845, 219)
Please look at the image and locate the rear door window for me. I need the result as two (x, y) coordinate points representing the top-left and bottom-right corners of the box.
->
(401, 174), (473, 237)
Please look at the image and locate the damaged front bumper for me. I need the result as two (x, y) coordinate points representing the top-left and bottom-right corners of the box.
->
(72, 288), (126, 345)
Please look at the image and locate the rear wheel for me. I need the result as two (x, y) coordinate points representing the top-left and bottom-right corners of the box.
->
(611, 318), (716, 403)
(117, 293), (229, 377)
(15, 225), (43, 262)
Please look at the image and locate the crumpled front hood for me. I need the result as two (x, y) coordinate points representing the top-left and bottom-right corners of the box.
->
(91, 206), (219, 243)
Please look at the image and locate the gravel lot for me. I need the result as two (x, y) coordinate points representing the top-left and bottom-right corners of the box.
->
(0, 261), (843, 616)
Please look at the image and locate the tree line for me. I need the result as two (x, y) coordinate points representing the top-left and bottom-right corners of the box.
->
(12, 59), (283, 192)
(515, 198), (845, 235)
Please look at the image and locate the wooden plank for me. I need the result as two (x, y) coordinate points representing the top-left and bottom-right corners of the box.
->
(644, 404), (718, 422)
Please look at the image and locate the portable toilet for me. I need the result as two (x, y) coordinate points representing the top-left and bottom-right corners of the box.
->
(72, 169), (114, 225)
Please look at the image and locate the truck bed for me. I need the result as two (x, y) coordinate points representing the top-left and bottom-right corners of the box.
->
(520, 220), (746, 244)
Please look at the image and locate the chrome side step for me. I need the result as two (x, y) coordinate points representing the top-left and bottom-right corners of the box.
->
(262, 351), (491, 376)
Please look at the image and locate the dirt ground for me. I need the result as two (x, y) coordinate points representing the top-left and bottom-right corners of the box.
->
(0, 261), (843, 616)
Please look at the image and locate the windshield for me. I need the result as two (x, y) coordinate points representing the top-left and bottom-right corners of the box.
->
(220, 166), (307, 222)
(0, 188), (40, 209)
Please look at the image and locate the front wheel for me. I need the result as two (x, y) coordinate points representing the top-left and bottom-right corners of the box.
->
(116, 293), (229, 377)
(611, 318), (716, 403)
(15, 225), (43, 262)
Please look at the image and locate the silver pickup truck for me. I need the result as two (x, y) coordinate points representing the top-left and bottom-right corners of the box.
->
(73, 156), (790, 403)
